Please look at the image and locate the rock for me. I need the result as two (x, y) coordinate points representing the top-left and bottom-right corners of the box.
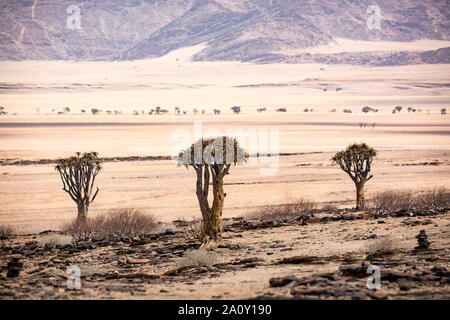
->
(6, 257), (23, 278)
(127, 258), (150, 264)
(396, 278), (413, 291)
(339, 263), (369, 278)
(269, 276), (298, 287)
(351, 291), (368, 300)
(278, 256), (324, 265)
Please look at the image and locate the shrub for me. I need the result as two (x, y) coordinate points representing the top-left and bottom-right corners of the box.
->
(0, 225), (14, 239)
(417, 187), (450, 211)
(322, 204), (339, 211)
(368, 190), (415, 214)
(365, 235), (399, 257)
(252, 199), (317, 221)
(62, 208), (158, 241)
(368, 188), (449, 214)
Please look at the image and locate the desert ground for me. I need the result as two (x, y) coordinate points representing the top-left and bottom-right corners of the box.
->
(0, 48), (449, 299)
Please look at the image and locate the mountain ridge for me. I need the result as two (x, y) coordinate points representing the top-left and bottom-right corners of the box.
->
(0, 0), (449, 65)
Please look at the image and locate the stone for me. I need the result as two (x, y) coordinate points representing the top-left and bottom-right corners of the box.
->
(6, 257), (23, 278)
(269, 276), (298, 287)
(127, 258), (150, 264)
(396, 278), (413, 291)
(278, 255), (324, 264)
(351, 291), (368, 300)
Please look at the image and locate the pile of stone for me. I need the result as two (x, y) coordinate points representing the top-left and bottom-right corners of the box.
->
(6, 257), (23, 278)
(414, 230), (430, 251)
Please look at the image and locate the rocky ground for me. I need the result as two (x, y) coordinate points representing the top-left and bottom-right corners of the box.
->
(0, 209), (449, 300)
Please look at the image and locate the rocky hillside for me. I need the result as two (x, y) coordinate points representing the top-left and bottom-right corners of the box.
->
(0, 0), (449, 64)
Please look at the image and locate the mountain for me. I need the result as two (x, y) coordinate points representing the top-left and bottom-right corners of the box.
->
(0, 0), (449, 64)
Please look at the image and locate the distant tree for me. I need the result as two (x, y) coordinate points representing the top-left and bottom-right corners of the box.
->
(330, 108), (336, 113)
(231, 106), (241, 114)
(441, 108), (447, 115)
(55, 152), (102, 221)
(332, 143), (377, 209)
(193, 108), (198, 115)
(257, 107), (266, 113)
(202, 109), (205, 114)
(362, 106), (373, 113)
(276, 108), (287, 112)
(175, 107), (180, 115)
(177, 137), (247, 247)
(213, 109), (221, 115)
(395, 106), (403, 113)
(91, 108), (99, 115)
(81, 109), (86, 114)
(63, 107), (70, 115)
(0, 106), (7, 115)
(106, 110), (112, 115)
(304, 108), (309, 112)
(392, 109), (396, 114)
(407, 107), (412, 113)
(343, 109), (352, 113)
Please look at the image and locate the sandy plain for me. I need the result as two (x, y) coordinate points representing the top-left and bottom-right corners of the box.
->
(0, 44), (449, 233)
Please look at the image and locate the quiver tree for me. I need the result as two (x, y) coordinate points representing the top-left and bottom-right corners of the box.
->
(55, 152), (102, 221)
(178, 136), (247, 248)
(332, 143), (377, 209)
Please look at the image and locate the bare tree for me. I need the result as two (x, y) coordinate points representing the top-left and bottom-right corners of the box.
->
(177, 137), (247, 247)
(55, 152), (102, 221)
(332, 143), (377, 209)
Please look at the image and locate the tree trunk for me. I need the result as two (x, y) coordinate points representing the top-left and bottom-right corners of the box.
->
(77, 202), (89, 221)
(355, 181), (365, 209)
(197, 175), (225, 248)
(200, 205), (223, 248)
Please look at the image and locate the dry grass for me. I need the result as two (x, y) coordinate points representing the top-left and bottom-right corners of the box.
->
(62, 208), (158, 241)
(368, 187), (449, 214)
(175, 217), (202, 240)
(251, 199), (317, 221)
(0, 224), (14, 239)
(38, 234), (74, 246)
(178, 249), (218, 268)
